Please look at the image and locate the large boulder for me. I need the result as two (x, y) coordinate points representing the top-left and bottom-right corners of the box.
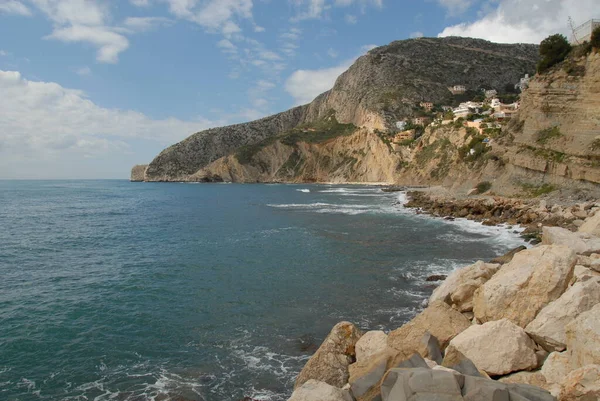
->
(288, 380), (354, 401)
(525, 276), (600, 352)
(379, 367), (556, 401)
(355, 331), (388, 363)
(473, 245), (576, 327)
(565, 304), (600, 369)
(445, 319), (538, 376)
(429, 261), (501, 312)
(441, 349), (488, 378)
(558, 365), (600, 401)
(463, 375), (556, 401)
(540, 351), (571, 396)
(295, 321), (363, 389)
(542, 227), (600, 254)
(349, 352), (429, 401)
(387, 301), (471, 357)
(578, 211), (600, 236)
(381, 368), (463, 401)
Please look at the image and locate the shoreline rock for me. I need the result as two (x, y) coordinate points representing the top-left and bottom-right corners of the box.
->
(285, 190), (600, 401)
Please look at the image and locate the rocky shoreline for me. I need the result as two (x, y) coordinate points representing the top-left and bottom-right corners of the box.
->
(403, 191), (600, 244)
(283, 192), (600, 401)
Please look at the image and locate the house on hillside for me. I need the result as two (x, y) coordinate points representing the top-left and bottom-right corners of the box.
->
(420, 102), (434, 111)
(571, 19), (600, 44)
(395, 121), (408, 131)
(484, 89), (498, 99)
(449, 85), (466, 95)
(515, 74), (531, 92)
(413, 117), (430, 126)
(394, 130), (416, 142)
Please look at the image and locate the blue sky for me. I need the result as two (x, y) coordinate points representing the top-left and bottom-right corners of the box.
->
(0, 0), (597, 179)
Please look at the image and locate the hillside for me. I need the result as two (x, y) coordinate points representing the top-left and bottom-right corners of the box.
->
(134, 37), (538, 182)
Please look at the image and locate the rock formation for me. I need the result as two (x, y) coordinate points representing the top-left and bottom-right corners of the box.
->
(133, 37), (539, 183)
(285, 207), (600, 401)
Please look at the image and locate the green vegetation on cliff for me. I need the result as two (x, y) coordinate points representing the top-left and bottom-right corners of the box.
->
(235, 112), (357, 165)
(537, 34), (571, 73)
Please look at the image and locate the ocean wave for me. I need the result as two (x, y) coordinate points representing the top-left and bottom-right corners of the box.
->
(296, 189), (310, 193)
(267, 202), (399, 216)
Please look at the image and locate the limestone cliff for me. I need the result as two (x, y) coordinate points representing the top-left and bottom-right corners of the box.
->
(192, 129), (403, 184)
(130, 164), (148, 182)
(136, 37), (538, 182)
(193, 51), (600, 198)
(500, 51), (600, 186)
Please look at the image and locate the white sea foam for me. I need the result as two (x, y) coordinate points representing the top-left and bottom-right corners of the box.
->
(268, 202), (399, 216)
(296, 189), (310, 193)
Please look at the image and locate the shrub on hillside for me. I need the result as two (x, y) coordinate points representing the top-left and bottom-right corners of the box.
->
(476, 181), (492, 194)
(537, 34), (572, 74)
(592, 26), (600, 49)
(535, 126), (562, 145)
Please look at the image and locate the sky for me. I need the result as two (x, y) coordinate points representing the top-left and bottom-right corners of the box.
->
(0, 0), (597, 179)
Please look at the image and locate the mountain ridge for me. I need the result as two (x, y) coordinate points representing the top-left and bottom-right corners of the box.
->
(135, 36), (539, 182)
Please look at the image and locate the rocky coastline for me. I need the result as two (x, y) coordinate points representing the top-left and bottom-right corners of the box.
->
(403, 191), (600, 245)
(283, 192), (600, 401)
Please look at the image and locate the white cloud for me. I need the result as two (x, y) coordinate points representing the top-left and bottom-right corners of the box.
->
(290, 0), (382, 22)
(0, 50), (8, 56)
(439, 0), (599, 44)
(285, 44), (379, 105)
(0, 0), (31, 15)
(164, 0), (253, 35)
(46, 25), (129, 63)
(31, 0), (108, 26)
(436, 0), (476, 16)
(75, 66), (91, 75)
(410, 31), (423, 38)
(123, 16), (172, 32)
(327, 48), (338, 58)
(290, 0), (327, 21)
(130, 0), (150, 6)
(0, 70), (221, 177)
(22, 0), (135, 63)
(344, 14), (357, 24)
(285, 60), (352, 105)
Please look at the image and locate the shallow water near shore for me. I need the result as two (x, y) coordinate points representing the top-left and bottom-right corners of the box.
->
(0, 181), (526, 401)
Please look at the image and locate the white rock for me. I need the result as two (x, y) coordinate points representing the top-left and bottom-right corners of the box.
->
(526, 276), (600, 351)
(573, 265), (600, 281)
(429, 261), (500, 312)
(294, 322), (362, 389)
(558, 365), (600, 401)
(288, 380), (354, 401)
(566, 304), (600, 370)
(579, 210), (600, 236)
(542, 226), (600, 254)
(445, 319), (538, 376)
(473, 245), (576, 327)
(541, 351), (571, 389)
(355, 331), (388, 363)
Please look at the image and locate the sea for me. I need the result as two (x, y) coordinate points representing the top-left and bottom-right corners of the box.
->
(0, 180), (527, 401)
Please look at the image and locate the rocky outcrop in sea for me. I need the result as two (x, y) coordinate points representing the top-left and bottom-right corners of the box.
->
(286, 205), (600, 401)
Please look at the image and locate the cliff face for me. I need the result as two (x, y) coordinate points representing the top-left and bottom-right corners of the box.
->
(304, 37), (538, 128)
(191, 129), (403, 184)
(130, 165), (148, 182)
(133, 47), (600, 199)
(144, 105), (308, 181)
(137, 37), (539, 182)
(501, 51), (600, 185)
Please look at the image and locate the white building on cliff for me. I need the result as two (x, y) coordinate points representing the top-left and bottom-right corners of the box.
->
(571, 19), (600, 44)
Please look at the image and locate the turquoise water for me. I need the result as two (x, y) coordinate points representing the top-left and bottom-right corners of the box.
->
(0, 181), (525, 401)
